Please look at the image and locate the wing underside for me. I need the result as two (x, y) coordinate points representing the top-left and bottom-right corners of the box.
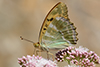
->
(39, 2), (78, 49)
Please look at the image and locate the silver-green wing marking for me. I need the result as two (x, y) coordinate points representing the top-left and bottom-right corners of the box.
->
(39, 2), (78, 49)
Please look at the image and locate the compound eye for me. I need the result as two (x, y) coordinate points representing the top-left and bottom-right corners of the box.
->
(37, 42), (40, 44)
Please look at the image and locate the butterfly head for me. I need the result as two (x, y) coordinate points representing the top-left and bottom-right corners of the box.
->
(33, 42), (40, 48)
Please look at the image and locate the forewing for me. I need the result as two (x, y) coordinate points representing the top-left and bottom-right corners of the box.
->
(39, 2), (78, 49)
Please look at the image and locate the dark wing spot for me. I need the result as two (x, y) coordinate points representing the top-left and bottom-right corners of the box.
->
(43, 28), (46, 30)
(47, 19), (49, 21)
(70, 23), (73, 25)
(50, 18), (53, 21)
(47, 18), (53, 21)
(73, 27), (76, 30)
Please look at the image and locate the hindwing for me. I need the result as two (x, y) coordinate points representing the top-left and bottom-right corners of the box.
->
(39, 2), (78, 49)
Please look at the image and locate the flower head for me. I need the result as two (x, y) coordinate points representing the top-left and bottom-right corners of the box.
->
(18, 55), (58, 67)
(55, 46), (100, 67)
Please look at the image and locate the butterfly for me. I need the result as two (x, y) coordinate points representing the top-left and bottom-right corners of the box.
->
(34, 2), (78, 52)
(21, 2), (78, 53)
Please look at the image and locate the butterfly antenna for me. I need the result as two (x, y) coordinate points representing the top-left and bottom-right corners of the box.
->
(20, 36), (35, 44)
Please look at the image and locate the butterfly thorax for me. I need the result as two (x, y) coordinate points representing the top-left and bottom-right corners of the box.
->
(33, 42), (49, 51)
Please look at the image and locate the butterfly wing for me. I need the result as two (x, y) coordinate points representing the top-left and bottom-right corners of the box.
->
(39, 2), (78, 49)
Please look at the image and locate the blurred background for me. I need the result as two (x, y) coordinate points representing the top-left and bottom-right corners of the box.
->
(0, 0), (100, 67)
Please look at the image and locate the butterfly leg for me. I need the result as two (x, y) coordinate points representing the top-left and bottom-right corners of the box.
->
(38, 46), (41, 56)
(33, 48), (39, 56)
(33, 46), (42, 56)
(33, 48), (36, 55)
(47, 51), (49, 60)
(35, 49), (42, 56)
(47, 51), (54, 61)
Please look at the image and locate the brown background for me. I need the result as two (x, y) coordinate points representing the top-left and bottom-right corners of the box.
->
(0, 0), (100, 67)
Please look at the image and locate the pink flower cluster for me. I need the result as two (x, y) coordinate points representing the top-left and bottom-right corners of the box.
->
(55, 46), (100, 67)
(18, 55), (58, 67)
